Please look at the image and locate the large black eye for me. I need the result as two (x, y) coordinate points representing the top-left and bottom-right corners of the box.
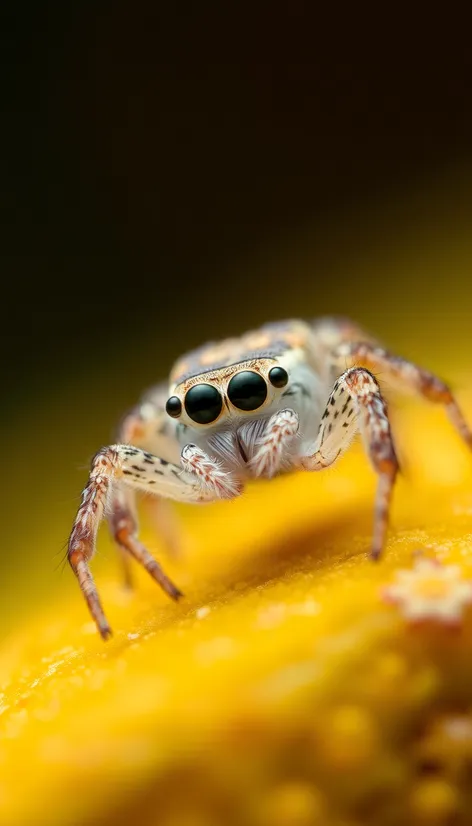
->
(184, 383), (223, 424)
(227, 371), (267, 411)
(166, 396), (182, 418)
(269, 366), (289, 388)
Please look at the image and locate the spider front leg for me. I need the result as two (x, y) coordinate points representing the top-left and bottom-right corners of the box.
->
(108, 391), (184, 589)
(300, 368), (399, 560)
(68, 444), (241, 638)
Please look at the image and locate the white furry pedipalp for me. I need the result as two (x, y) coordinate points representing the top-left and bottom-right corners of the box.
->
(248, 409), (300, 478)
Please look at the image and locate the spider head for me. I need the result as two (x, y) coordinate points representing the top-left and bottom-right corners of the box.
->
(165, 360), (289, 428)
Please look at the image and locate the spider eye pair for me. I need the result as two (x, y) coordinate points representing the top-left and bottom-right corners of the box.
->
(166, 366), (288, 425)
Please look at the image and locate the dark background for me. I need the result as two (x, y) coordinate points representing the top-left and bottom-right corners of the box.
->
(2, 4), (472, 620)
(3, 4), (472, 416)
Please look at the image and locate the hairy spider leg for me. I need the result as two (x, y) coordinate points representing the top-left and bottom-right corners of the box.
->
(68, 441), (242, 638)
(301, 367), (398, 560)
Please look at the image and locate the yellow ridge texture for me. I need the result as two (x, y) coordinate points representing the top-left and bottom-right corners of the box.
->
(1, 388), (472, 826)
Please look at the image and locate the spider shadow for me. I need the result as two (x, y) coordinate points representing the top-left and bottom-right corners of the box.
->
(197, 500), (375, 607)
(109, 494), (378, 652)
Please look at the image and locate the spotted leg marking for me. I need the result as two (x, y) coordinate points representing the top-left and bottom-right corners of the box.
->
(301, 368), (399, 560)
(68, 450), (115, 639)
(107, 397), (182, 590)
(181, 444), (244, 499)
(249, 409), (299, 478)
(68, 445), (217, 639)
(109, 486), (137, 589)
(108, 484), (182, 598)
(334, 341), (472, 451)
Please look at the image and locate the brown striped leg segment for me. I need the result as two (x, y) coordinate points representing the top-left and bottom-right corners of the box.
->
(68, 444), (204, 638)
(301, 368), (399, 560)
(68, 442), (241, 638)
(108, 484), (182, 600)
(68, 448), (117, 639)
(334, 341), (472, 450)
(108, 486), (137, 590)
(109, 398), (183, 587)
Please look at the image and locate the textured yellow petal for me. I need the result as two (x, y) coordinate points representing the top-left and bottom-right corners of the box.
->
(1, 379), (472, 825)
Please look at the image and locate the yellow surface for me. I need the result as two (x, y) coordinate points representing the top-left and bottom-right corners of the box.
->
(1, 383), (472, 825)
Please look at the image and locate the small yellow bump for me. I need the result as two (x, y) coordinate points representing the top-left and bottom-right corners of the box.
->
(16, 691), (31, 707)
(410, 779), (458, 823)
(376, 652), (408, 683)
(367, 652), (409, 705)
(3, 709), (28, 740)
(68, 674), (84, 689)
(410, 667), (440, 705)
(88, 669), (109, 691)
(321, 705), (378, 769)
(252, 782), (325, 826)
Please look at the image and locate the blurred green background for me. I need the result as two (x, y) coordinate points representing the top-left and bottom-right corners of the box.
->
(2, 4), (472, 631)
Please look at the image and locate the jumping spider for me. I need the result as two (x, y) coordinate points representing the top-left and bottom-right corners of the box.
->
(68, 317), (472, 638)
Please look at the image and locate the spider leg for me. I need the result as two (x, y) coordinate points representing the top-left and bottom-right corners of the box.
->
(300, 367), (399, 560)
(68, 442), (241, 638)
(107, 478), (184, 602)
(332, 339), (472, 450)
(109, 485), (137, 590)
(107, 389), (182, 589)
